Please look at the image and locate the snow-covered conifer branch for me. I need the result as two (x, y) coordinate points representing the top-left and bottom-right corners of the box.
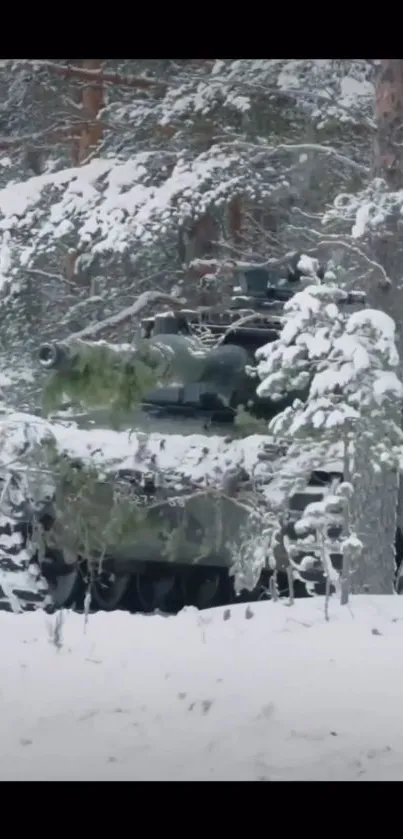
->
(220, 141), (369, 174)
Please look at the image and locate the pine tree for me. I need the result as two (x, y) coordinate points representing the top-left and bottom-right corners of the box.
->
(255, 278), (403, 595)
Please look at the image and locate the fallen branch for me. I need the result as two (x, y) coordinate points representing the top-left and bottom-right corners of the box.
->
(59, 290), (187, 345)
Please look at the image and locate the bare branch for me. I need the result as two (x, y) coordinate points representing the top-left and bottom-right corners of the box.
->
(25, 268), (68, 283)
(24, 60), (168, 92)
(145, 489), (255, 516)
(314, 238), (391, 288)
(0, 120), (100, 152)
(215, 311), (282, 347)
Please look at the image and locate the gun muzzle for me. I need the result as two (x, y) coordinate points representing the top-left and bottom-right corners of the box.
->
(38, 343), (71, 371)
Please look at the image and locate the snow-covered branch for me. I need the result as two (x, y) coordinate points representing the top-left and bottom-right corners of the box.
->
(13, 60), (168, 92)
(289, 228), (391, 289)
(57, 291), (187, 345)
(220, 141), (369, 174)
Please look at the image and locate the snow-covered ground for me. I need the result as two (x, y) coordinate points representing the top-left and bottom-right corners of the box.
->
(2, 596), (403, 781)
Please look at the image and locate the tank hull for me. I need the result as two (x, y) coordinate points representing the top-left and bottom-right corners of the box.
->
(43, 472), (253, 571)
(0, 409), (351, 612)
(98, 492), (250, 569)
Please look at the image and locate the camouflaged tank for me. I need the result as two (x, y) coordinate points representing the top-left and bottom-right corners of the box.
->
(1, 264), (366, 613)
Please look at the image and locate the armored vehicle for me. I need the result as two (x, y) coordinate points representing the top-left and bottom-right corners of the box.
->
(0, 263), (368, 613)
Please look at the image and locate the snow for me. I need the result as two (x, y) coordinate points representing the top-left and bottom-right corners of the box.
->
(373, 371), (403, 401)
(0, 409), (272, 490)
(351, 200), (372, 238)
(2, 596), (403, 781)
(326, 180), (403, 241)
(0, 160), (110, 221)
(342, 533), (363, 552)
(339, 75), (374, 113)
(56, 425), (267, 484)
(256, 285), (402, 420)
(0, 60), (376, 295)
(156, 60), (373, 130)
(276, 60), (374, 126)
(0, 149), (240, 276)
(35, 420), (272, 484)
(297, 253), (320, 277)
(0, 230), (11, 294)
(348, 307), (397, 345)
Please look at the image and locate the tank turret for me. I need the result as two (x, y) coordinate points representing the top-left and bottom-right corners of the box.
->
(38, 265), (366, 424)
(136, 268), (366, 423)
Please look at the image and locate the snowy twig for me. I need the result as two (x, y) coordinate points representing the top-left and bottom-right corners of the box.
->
(340, 440), (352, 606)
(132, 488), (255, 517)
(219, 140), (369, 174)
(286, 566), (295, 605)
(215, 311), (282, 347)
(0, 473), (12, 513)
(287, 227), (391, 288)
(314, 238), (390, 288)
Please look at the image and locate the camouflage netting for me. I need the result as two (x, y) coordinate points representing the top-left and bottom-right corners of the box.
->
(41, 442), (145, 563)
(33, 424), (281, 574)
(42, 341), (162, 418)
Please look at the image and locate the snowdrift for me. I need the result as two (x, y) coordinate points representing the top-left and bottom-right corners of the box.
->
(1, 595), (402, 781)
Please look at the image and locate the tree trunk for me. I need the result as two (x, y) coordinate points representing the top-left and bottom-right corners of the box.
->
(77, 59), (104, 164)
(358, 60), (403, 590)
(228, 196), (243, 245)
(350, 438), (398, 594)
(374, 59), (403, 188)
(370, 59), (403, 314)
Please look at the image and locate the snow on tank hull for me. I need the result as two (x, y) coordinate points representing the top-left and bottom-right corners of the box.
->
(41, 420), (271, 611)
(0, 411), (266, 612)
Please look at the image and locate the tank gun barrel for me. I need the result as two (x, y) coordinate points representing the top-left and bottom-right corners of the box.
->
(38, 342), (75, 371)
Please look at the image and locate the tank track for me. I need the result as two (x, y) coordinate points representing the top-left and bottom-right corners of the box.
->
(0, 514), (49, 612)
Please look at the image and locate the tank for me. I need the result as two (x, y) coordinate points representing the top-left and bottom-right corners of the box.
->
(0, 264), (371, 613)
